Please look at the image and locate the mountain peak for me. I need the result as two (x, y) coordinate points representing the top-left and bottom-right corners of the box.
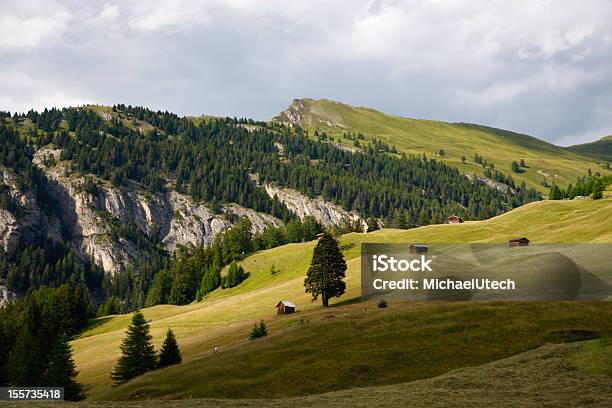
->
(272, 98), (349, 128)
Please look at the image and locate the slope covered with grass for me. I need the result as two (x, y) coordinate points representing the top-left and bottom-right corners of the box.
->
(568, 135), (612, 162)
(14, 340), (612, 407)
(70, 198), (612, 400)
(274, 99), (611, 193)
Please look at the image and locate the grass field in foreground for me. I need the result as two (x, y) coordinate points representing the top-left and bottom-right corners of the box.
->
(12, 340), (612, 407)
(93, 302), (612, 401)
(69, 198), (612, 400)
(274, 99), (612, 193)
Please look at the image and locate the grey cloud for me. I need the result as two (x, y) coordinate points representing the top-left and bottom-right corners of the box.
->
(1, 0), (611, 146)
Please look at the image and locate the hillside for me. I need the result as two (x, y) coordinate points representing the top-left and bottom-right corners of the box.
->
(568, 135), (612, 162)
(273, 99), (612, 193)
(0, 105), (540, 307)
(19, 341), (612, 407)
(69, 198), (612, 400)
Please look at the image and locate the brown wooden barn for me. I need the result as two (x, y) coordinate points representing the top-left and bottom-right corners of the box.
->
(276, 300), (296, 314)
(509, 237), (530, 247)
(409, 244), (429, 254)
(447, 215), (463, 224)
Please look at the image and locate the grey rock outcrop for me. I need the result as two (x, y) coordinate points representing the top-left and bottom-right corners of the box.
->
(264, 184), (365, 229)
(19, 148), (283, 274)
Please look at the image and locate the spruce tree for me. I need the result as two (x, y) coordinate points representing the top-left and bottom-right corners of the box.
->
(7, 325), (43, 386)
(158, 329), (182, 368)
(44, 334), (84, 401)
(111, 310), (157, 384)
(549, 184), (562, 200)
(304, 232), (347, 307)
(248, 320), (268, 340)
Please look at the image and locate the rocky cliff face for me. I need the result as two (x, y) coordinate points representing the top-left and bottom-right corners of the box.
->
(465, 174), (517, 195)
(2, 146), (364, 275)
(0, 165), (61, 253)
(264, 184), (366, 230)
(0, 285), (17, 307)
(162, 193), (279, 251)
(5, 148), (283, 274)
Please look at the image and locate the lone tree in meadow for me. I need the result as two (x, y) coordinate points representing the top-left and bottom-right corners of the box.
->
(158, 328), (182, 368)
(304, 232), (347, 307)
(111, 310), (157, 384)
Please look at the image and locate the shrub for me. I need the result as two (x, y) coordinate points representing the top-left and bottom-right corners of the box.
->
(378, 299), (388, 308)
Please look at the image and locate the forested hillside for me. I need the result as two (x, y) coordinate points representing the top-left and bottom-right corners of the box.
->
(17, 105), (538, 222)
(0, 104), (538, 311)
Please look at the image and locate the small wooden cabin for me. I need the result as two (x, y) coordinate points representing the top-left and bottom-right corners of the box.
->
(276, 300), (296, 314)
(409, 244), (429, 254)
(509, 237), (530, 247)
(447, 215), (464, 224)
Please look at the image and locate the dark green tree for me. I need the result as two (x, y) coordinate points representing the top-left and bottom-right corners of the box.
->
(157, 329), (182, 368)
(7, 325), (43, 386)
(196, 263), (221, 300)
(304, 232), (347, 307)
(549, 184), (562, 200)
(43, 334), (84, 401)
(145, 269), (172, 306)
(511, 161), (520, 173)
(222, 261), (247, 289)
(111, 310), (157, 384)
(248, 320), (268, 340)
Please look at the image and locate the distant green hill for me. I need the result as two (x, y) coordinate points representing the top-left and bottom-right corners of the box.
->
(568, 135), (612, 162)
(274, 99), (612, 193)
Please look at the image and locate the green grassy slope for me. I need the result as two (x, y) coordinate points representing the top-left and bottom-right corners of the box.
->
(274, 99), (611, 192)
(25, 341), (609, 408)
(70, 198), (612, 400)
(93, 302), (612, 401)
(568, 135), (612, 162)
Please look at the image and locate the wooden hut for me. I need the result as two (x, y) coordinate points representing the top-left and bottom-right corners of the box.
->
(447, 215), (463, 224)
(509, 237), (530, 247)
(276, 300), (296, 314)
(409, 244), (429, 254)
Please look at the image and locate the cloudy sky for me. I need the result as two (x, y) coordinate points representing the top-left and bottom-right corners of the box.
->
(2, 0), (612, 145)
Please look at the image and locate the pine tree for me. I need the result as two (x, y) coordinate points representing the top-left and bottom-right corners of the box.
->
(549, 184), (562, 200)
(111, 310), (157, 384)
(157, 329), (182, 368)
(44, 334), (84, 401)
(7, 325), (43, 386)
(248, 320), (268, 340)
(304, 232), (347, 307)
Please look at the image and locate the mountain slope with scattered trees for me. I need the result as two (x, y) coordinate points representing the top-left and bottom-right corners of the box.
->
(274, 98), (611, 193)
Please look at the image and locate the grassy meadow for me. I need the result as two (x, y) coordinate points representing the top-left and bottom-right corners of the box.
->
(67, 198), (612, 401)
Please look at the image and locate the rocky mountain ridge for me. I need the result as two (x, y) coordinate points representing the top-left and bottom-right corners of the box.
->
(1, 146), (362, 275)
